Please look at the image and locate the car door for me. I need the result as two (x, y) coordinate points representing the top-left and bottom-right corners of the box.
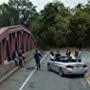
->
(51, 61), (59, 72)
(53, 62), (64, 72)
(49, 61), (55, 70)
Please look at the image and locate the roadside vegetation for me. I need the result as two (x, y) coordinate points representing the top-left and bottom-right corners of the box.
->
(0, 0), (90, 49)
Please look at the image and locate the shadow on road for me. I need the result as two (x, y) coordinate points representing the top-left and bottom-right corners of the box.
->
(64, 75), (84, 79)
(49, 70), (84, 79)
(26, 66), (35, 70)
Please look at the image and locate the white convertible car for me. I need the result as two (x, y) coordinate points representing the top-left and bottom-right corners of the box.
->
(47, 56), (87, 76)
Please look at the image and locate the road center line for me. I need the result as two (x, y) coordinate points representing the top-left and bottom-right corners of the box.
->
(19, 54), (48, 90)
(85, 74), (90, 86)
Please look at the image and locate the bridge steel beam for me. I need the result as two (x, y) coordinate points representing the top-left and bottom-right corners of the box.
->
(0, 25), (36, 64)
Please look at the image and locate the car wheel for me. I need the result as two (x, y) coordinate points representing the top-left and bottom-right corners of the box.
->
(81, 74), (85, 77)
(58, 68), (64, 76)
(47, 64), (51, 71)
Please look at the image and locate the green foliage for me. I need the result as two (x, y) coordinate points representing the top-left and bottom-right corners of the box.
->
(8, 0), (38, 27)
(0, 4), (19, 27)
(31, 1), (70, 48)
(69, 3), (90, 47)
(0, 0), (37, 28)
(0, 0), (90, 48)
(31, 1), (90, 48)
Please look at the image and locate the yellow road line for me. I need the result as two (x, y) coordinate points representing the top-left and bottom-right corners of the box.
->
(85, 74), (90, 86)
(85, 74), (90, 80)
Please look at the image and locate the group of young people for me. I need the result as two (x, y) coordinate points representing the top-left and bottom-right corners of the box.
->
(13, 48), (42, 69)
(66, 48), (82, 62)
(12, 48), (25, 67)
(50, 48), (82, 62)
(12, 48), (82, 69)
(50, 51), (61, 61)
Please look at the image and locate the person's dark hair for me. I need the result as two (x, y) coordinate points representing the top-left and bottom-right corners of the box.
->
(66, 48), (70, 52)
(15, 49), (18, 53)
(50, 51), (54, 56)
(57, 51), (59, 53)
(76, 47), (81, 51)
(68, 48), (70, 50)
(79, 48), (81, 50)
(35, 49), (38, 52)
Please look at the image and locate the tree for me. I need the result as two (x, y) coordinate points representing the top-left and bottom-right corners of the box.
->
(84, 0), (90, 46)
(0, 0), (37, 28)
(8, 0), (38, 27)
(69, 4), (89, 47)
(0, 0), (90, 48)
(0, 3), (19, 27)
(31, 1), (70, 48)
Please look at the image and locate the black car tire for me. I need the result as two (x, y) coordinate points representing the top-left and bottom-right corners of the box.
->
(58, 68), (64, 76)
(81, 74), (85, 77)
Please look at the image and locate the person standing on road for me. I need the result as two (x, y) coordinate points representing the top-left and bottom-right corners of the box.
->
(34, 49), (42, 70)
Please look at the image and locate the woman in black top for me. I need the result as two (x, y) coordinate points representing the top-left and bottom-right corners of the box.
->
(66, 48), (71, 60)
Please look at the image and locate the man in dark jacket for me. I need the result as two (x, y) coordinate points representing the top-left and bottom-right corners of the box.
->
(34, 49), (42, 70)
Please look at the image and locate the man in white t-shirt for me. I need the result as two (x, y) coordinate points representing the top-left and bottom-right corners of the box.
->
(50, 52), (55, 61)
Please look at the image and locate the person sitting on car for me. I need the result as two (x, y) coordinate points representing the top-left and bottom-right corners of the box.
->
(70, 53), (77, 62)
(66, 48), (71, 60)
(55, 51), (61, 61)
(50, 51), (55, 61)
(77, 48), (82, 62)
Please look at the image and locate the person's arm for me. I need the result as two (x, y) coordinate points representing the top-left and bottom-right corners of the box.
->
(34, 53), (35, 58)
(39, 53), (42, 58)
(50, 55), (54, 60)
(66, 51), (67, 55)
(78, 51), (82, 59)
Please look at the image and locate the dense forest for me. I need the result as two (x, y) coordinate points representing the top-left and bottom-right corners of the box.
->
(0, 0), (90, 49)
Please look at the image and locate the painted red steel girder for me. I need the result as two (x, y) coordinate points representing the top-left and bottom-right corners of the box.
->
(0, 25), (36, 64)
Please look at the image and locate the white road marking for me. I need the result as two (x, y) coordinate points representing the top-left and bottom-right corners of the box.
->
(19, 54), (48, 90)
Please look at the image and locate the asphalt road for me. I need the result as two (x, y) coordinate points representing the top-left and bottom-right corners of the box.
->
(0, 52), (90, 90)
